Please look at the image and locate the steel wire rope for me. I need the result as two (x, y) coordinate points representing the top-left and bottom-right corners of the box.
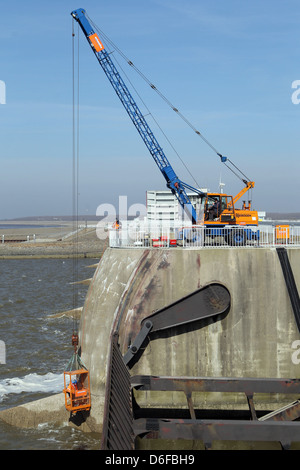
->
(72, 19), (80, 339)
(87, 14), (252, 186)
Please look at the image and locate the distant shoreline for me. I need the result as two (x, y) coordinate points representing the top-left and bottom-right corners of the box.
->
(0, 253), (100, 260)
(0, 224), (108, 260)
(1, 213), (300, 222)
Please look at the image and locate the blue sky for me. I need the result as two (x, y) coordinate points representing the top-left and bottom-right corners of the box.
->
(0, 0), (299, 219)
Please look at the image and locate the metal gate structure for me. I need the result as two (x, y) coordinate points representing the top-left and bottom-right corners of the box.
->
(100, 332), (135, 450)
(101, 334), (300, 450)
(101, 261), (300, 450)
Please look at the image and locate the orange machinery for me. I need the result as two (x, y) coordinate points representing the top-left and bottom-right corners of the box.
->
(203, 181), (258, 226)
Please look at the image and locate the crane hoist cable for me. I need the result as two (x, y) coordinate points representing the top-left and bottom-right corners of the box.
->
(86, 13), (252, 186)
(72, 19), (80, 339)
(62, 19), (92, 417)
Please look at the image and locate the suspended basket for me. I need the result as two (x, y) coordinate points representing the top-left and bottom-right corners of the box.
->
(63, 352), (91, 414)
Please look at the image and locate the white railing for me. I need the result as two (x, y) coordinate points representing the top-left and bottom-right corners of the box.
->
(109, 224), (300, 249)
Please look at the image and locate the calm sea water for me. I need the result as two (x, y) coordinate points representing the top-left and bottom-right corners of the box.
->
(0, 258), (101, 450)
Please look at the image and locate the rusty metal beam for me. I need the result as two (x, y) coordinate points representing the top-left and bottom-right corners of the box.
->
(101, 334), (300, 450)
(131, 375), (300, 449)
(133, 418), (300, 449)
(259, 400), (300, 422)
(131, 375), (300, 395)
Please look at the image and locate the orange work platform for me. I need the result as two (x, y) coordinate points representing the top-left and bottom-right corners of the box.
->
(63, 369), (91, 414)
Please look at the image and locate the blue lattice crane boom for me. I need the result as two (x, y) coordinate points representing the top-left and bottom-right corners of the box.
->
(71, 8), (202, 225)
(71, 8), (259, 236)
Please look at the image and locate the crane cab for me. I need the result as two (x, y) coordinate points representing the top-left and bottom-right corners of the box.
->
(204, 194), (235, 224)
(204, 193), (258, 226)
(63, 369), (91, 414)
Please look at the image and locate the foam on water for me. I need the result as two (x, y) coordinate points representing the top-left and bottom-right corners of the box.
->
(0, 372), (64, 402)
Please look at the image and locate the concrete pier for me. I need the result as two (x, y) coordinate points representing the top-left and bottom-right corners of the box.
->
(1, 247), (300, 439)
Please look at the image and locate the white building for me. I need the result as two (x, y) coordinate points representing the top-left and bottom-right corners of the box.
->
(146, 189), (206, 226)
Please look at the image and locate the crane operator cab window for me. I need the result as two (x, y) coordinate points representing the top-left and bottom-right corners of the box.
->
(205, 196), (220, 221)
(204, 195), (231, 221)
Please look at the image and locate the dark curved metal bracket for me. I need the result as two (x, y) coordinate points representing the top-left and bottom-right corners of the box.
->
(123, 282), (230, 367)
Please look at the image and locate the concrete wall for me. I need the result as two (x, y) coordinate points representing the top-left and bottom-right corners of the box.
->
(78, 248), (147, 432)
(1, 247), (300, 436)
(0, 393), (69, 429)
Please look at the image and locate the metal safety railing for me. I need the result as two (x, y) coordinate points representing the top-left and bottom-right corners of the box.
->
(109, 224), (300, 249)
